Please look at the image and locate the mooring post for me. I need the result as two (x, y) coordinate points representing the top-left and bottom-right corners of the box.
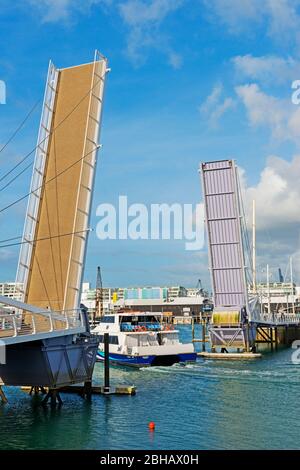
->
(285, 325), (289, 345)
(245, 323), (250, 352)
(84, 381), (92, 400)
(192, 317), (195, 342)
(270, 328), (274, 351)
(202, 320), (206, 352)
(42, 388), (63, 406)
(275, 327), (278, 351)
(104, 333), (110, 394)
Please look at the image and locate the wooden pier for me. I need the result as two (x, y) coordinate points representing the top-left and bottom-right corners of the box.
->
(59, 384), (136, 396)
(198, 351), (262, 360)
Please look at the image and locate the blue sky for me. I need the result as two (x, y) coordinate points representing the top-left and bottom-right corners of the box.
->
(0, 0), (300, 288)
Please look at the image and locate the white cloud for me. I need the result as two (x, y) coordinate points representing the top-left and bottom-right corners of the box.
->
(204, 0), (262, 33)
(241, 155), (300, 230)
(232, 54), (300, 85)
(200, 84), (222, 113)
(236, 83), (286, 136)
(167, 51), (182, 69)
(0, 248), (15, 261)
(205, 0), (300, 45)
(239, 155), (300, 278)
(26, 0), (110, 23)
(236, 83), (300, 143)
(24, 0), (183, 68)
(200, 84), (235, 126)
(118, 0), (184, 68)
(266, 0), (300, 40)
(119, 0), (181, 25)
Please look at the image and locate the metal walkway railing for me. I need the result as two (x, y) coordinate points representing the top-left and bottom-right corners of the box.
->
(0, 309), (84, 340)
(250, 311), (300, 326)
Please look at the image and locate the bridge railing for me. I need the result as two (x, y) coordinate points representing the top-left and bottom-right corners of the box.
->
(250, 311), (300, 325)
(0, 309), (85, 339)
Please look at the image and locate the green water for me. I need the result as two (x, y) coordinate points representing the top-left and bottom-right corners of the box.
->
(0, 326), (300, 450)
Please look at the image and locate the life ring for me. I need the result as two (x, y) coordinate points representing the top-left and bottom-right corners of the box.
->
(140, 326), (147, 332)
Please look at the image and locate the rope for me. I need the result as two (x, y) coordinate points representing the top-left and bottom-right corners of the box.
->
(0, 161), (33, 192)
(0, 99), (41, 155)
(53, 132), (64, 308)
(33, 251), (53, 311)
(236, 169), (253, 287)
(0, 229), (90, 249)
(0, 145), (98, 215)
(0, 72), (104, 188)
(43, 180), (61, 310)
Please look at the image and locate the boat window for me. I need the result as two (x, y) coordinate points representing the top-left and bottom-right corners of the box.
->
(147, 334), (158, 346)
(121, 316), (130, 323)
(139, 335), (150, 347)
(141, 315), (160, 324)
(160, 332), (178, 345)
(100, 316), (115, 323)
(126, 335), (138, 347)
(99, 334), (119, 345)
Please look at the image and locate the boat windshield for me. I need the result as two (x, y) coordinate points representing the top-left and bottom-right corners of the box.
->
(120, 315), (161, 332)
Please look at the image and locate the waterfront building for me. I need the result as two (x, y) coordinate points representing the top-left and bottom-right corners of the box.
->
(0, 282), (23, 301)
(80, 283), (207, 316)
(248, 282), (299, 311)
(3, 280), (299, 316)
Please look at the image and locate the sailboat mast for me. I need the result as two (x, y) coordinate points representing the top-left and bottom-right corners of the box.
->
(252, 199), (256, 293)
(267, 264), (271, 314)
(290, 257), (295, 314)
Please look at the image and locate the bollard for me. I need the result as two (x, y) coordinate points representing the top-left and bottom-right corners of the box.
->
(202, 320), (206, 352)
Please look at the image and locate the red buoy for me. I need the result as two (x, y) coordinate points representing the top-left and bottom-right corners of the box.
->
(148, 421), (156, 431)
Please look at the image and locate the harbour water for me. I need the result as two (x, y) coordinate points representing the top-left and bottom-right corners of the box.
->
(0, 325), (299, 450)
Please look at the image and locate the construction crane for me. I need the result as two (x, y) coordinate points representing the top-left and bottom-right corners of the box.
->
(196, 279), (203, 293)
(94, 266), (104, 323)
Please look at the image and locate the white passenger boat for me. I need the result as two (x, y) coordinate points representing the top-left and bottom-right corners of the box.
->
(92, 312), (196, 367)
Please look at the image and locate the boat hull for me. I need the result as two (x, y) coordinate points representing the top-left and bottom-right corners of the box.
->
(96, 351), (197, 367)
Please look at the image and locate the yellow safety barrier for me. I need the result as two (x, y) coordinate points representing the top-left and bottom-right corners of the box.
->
(212, 311), (240, 325)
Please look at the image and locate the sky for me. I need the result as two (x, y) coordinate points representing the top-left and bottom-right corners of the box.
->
(0, 0), (300, 289)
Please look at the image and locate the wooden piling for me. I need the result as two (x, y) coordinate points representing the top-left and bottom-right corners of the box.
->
(83, 381), (92, 400)
(202, 320), (206, 352)
(42, 388), (62, 406)
(192, 317), (195, 342)
(270, 328), (274, 352)
(104, 333), (110, 394)
(246, 323), (250, 353)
